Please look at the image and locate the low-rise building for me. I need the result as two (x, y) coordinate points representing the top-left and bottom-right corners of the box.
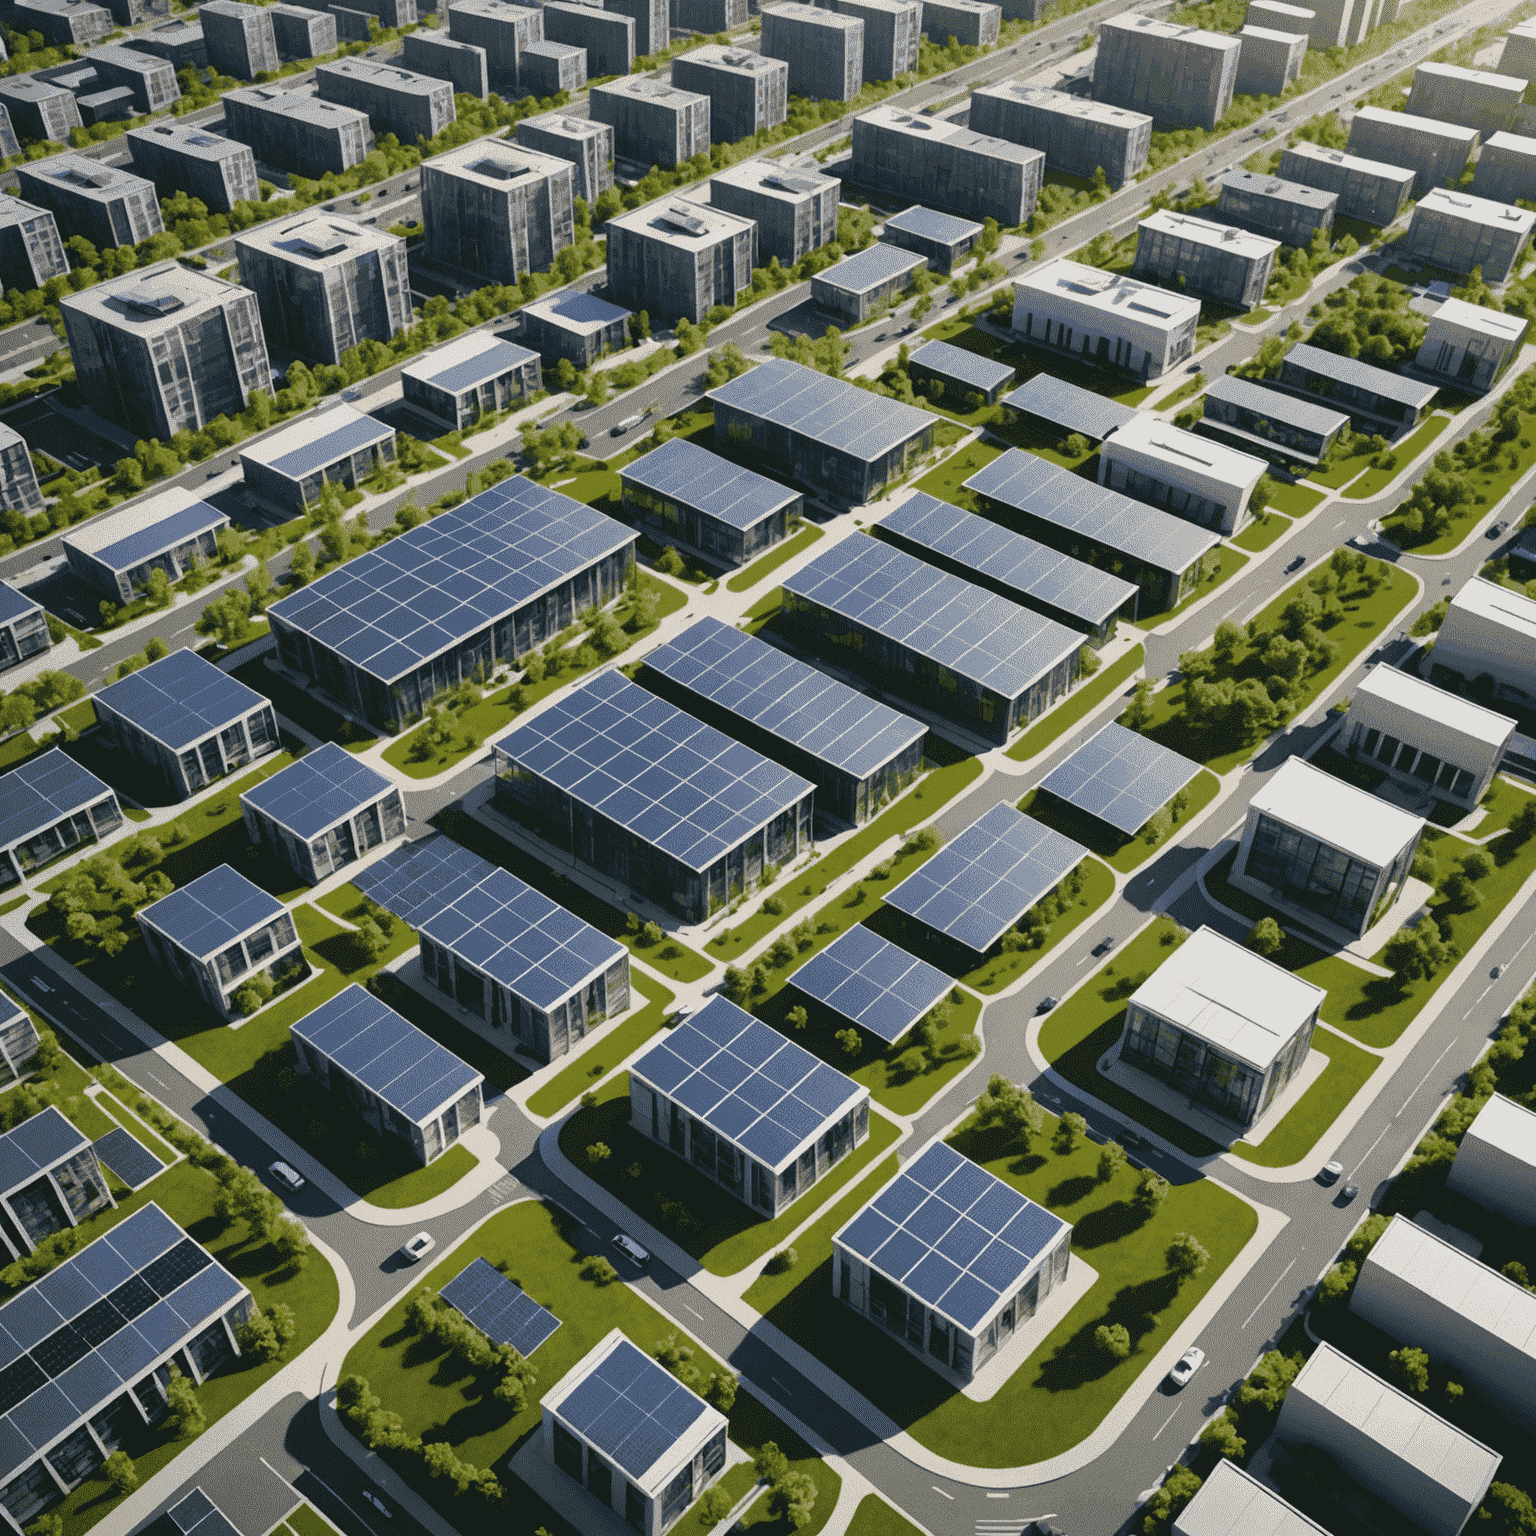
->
(80, 44), (179, 115)
(519, 287), (629, 367)
(127, 123), (259, 216)
(445, 0), (543, 93)
(401, 333), (541, 429)
(1427, 576), (1536, 701)
(62, 486), (228, 604)
(1279, 139), (1416, 224)
(1235, 23), (1308, 97)
(1501, 18), (1536, 80)
(223, 86), (374, 178)
(1408, 186), (1536, 282)
(0, 749), (120, 892)
(1416, 295), (1528, 392)
(810, 241), (925, 323)
(515, 112), (613, 207)
(920, 0), (999, 47)
(671, 46), (788, 141)
(906, 337), (1015, 404)
(1100, 413), (1266, 535)
(1132, 208), (1279, 309)
(828, 0), (919, 81)
(0, 196), (66, 298)
(268, 4), (336, 61)
(315, 59), (455, 145)
(591, 78), (710, 170)
(1092, 12), (1240, 131)
(0, 1107), (112, 1260)
(1347, 105), (1479, 198)
(881, 205), (983, 269)
(1216, 168), (1336, 247)
(541, 1), (634, 80)
(1276, 339), (1438, 432)
(760, 3), (863, 102)
(200, 0), (280, 78)
(16, 154), (162, 250)
(1199, 372), (1349, 464)
(0, 1000), (42, 1093)
(709, 162), (837, 264)
(1407, 60), (1524, 138)
(968, 82), (1152, 189)
(604, 199), (754, 325)
(1172, 1463), (1332, 1536)
(401, 31), (490, 99)
(1447, 1092), (1536, 1225)
(519, 40), (586, 97)
(0, 79), (82, 144)
(1473, 130), (1536, 205)
(240, 404), (396, 515)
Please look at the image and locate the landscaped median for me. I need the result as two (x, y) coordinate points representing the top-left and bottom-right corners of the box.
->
(725, 523), (824, 592)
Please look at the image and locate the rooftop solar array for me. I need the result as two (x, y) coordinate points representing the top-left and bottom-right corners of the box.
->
(246, 408), (395, 480)
(1284, 342), (1440, 410)
(1203, 371), (1353, 438)
(0, 749), (114, 852)
(95, 649), (268, 752)
(630, 996), (864, 1172)
(907, 339), (1015, 396)
(790, 925), (950, 1044)
(884, 800), (1087, 952)
(1001, 373), (1138, 442)
(880, 493), (1138, 630)
(619, 436), (799, 533)
(884, 205), (984, 243)
(815, 241), (926, 297)
(0, 1203), (246, 1479)
(139, 864), (285, 959)
(91, 1129), (163, 1191)
(644, 617), (924, 781)
(0, 1108), (88, 1199)
(964, 449), (1221, 577)
(293, 984), (482, 1125)
(0, 583), (39, 627)
(168, 1491), (242, 1536)
(782, 532), (1084, 701)
(440, 1256), (561, 1357)
(64, 489), (227, 566)
(1040, 721), (1202, 836)
(834, 1139), (1068, 1332)
(496, 671), (813, 875)
(354, 835), (624, 1011)
(527, 288), (630, 330)
(240, 741), (393, 841)
(267, 478), (634, 688)
(707, 358), (937, 465)
(407, 334), (539, 395)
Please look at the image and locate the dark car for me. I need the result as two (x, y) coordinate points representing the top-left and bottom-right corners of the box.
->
(1284, 555), (1306, 573)
(1337, 1183), (1360, 1204)
(1488, 520), (1510, 539)
(1092, 936), (1117, 956)
(1037, 995), (1060, 1014)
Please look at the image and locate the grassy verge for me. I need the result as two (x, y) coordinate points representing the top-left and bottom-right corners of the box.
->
(725, 524), (824, 592)
(1232, 511), (1293, 552)
(1342, 416), (1449, 501)
(843, 1496), (925, 1536)
(1018, 771), (1222, 875)
(1268, 482), (1326, 518)
(1231, 1025), (1380, 1167)
(230, 656), (378, 753)
(911, 438), (1002, 507)
(91, 1088), (178, 1164)
(1136, 547), (1250, 630)
(1006, 647), (1144, 763)
(1383, 412), (1536, 553)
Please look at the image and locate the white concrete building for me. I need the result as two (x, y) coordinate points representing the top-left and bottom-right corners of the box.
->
(1430, 576), (1536, 702)
(1099, 415), (1266, 536)
(1173, 1461), (1332, 1536)
(1416, 295), (1528, 392)
(1407, 61), (1526, 139)
(1408, 187), (1536, 284)
(1447, 1092), (1536, 1226)
(1498, 19), (1536, 81)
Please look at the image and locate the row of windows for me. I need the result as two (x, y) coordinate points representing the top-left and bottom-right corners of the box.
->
(1349, 723), (1478, 800)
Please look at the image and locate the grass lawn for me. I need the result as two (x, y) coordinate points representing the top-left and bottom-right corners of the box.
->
(918, 319), (1156, 405)
(1232, 511), (1293, 552)
(1383, 411), (1536, 553)
(1153, 374), (1205, 410)
(843, 1496), (925, 1536)
(1137, 547), (1251, 630)
(1342, 416), (1449, 501)
(1017, 772), (1222, 876)
(912, 438), (1001, 507)
(1231, 1025), (1380, 1167)
(1267, 482), (1326, 518)
(230, 656), (378, 753)
(744, 1102), (1256, 1466)
(1309, 454), (1368, 491)
(1239, 307), (1274, 327)
(339, 1199), (841, 1536)
(1006, 647), (1144, 763)
(725, 524), (824, 592)
(91, 1087), (178, 1164)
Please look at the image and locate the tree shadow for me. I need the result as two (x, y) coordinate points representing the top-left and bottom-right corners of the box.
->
(1047, 1174), (1098, 1208)
(1032, 1273), (1183, 1394)
(1070, 1199), (1151, 1250)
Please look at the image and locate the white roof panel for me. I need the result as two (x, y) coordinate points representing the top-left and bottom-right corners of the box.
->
(1355, 663), (1515, 750)
(1248, 756), (1424, 868)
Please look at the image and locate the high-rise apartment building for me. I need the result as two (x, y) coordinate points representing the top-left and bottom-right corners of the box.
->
(15, 155), (163, 250)
(200, 1), (280, 78)
(315, 59), (456, 144)
(0, 195), (67, 293)
(223, 85), (374, 177)
(671, 46), (787, 142)
(127, 123), (259, 214)
(401, 31), (489, 98)
(590, 78), (710, 169)
(761, 3), (863, 101)
(445, 0), (543, 92)
(516, 112), (614, 205)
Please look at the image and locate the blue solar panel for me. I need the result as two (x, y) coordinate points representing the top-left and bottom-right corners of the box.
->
(95, 649), (270, 753)
(139, 864), (287, 960)
(294, 984), (481, 1125)
(1040, 720), (1201, 836)
(884, 205), (983, 244)
(1284, 343), (1439, 411)
(1000, 374), (1138, 443)
(631, 997), (863, 1172)
(782, 533), (1084, 701)
(0, 1108), (88, 1200)
(884, 801), (1087, 953)
(0, 583), (39, 627)
(441, 1257), (561, 1357)
(354, 835), (625, 1012)
(77, 500), (226, 577)
(814, 241), (926, 297)
(1203, 372), (1353, 439)
(834, 1139), (1067, 1331)
(619, 437), (799, 533)
(257, 409), (395, 480)
(907, 339), (1015, 396)
(169, 1489), (241, 1536)
(90, 1128), (163, 1190)
(240, 742), (395, 842)
(415, 336), (538, 396)
(495, 671), (813, 875)
(0, 748), (115, 852)
(790, 926), (950, 1045)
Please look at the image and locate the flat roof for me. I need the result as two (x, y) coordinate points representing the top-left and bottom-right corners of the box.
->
(710, 160), (836, 201)
(782, 532), (1084, 702)
(1217, 168), (1338, 210)
(884, 800), (1087, 952)
(605, 198), (753, 250)
(140, 864), (286, 958)
(1462, 1091), (1536, 1167)
(1446, 575), (1536, 641)
(60, 261), (250, 333)
(1041, 720), (1201, 836)
(518, 109), (609, 141)
(0, 583), (37, 629)
(1130, 924), (1324, 1072)
(520, 287), (629, 334)
(1353, 104), (1480, 145)
(884, 205), (985, 244)
(427, 138), (575, 192)
(0, 749), (113, 853)
(1204, 373), (1351, 437)
(1239, 22), (1311, 43)
(1418, 186), (1536, 235)
(879, 491), (1137, 628)
(1283, 341), (1440, 410)
(814, 241), (927, 298)
(1283, 139), (1416, 184)
(242, 405), (394, 481)
(763, 1), (861, 28)
(0, 196), (54, 232)
(1355, 662), (1516, 749)
(1139, 207), (1281, 261)
(240, 741), (393, 841)
(1016, 257), (1202, 331)
(1100, 9), (1240, 49)
(226, 84), (370, 127)
(1174, 1462), (1332, 1536)
(354, 834), (624, 1010)
(19, 153), (154, 204)
(708, 358), (938, 464)
(643, 615), (924, 780)
(833, 1137), (1068, 1333)
(316, 57), (453, 99)
(1415, 59), (1524, 91)
(400, 332), (539, 396)
(1249, 755), (1425, 867)
(238, 213), (402, 267)
(0, 1107), (88, 1202)
(0, 80), (77, 103)
(789, 925), (950, 1044)
(678, 42), (786, 73)
(619, 436), (798, 533)
(495, 671), (813, 875)
(95, 647), (268, 751)
(126, 123), (248, 164)
(266, 477), (634, 688)
(1480, 129), (1536, 160)
(858, 104), (1045, 171)
(1107, 413), (1268, 489)
(907, 338), (1014, 394)
(972, 81), (1153, 130)
(630, 996), (864, 1174)
(592, 76), (706, 105)
(1001, 373), (1138, 441)
(62, 486), (226, 571)
(964, 449), (1221, 577)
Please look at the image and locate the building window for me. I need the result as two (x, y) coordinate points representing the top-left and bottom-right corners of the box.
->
(553, 1421), (583, 1481)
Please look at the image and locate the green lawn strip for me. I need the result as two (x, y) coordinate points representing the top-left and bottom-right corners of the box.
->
(287, 1506), (344, 1536)
(0, 894), (28, 917)
(842, 1495), (925, 1536)
(565, 1075), (903, 1275)
(1341, 416), (1449, 501)
(912, 439), (1002, 506)
(90, 1089), (179, 1163)
(1016, 772), (1221, 877)
(1231, 1026), (1380, 1167)
(1153, 374), (1205, 410)
(16, 1038), (118, 1143)
(0, 732), (37, 773)
(1232, 511), (1293, 552)
(671, 1466), (764, 1536)
(746, 1105), (1256, 1466)
(430, 809), (712, 983)
(361, 1143), (478, 1210)
(726, 524), (825, 592)
(57, 699), (97, 733)
(525, 971), (675, 1117)
(917, 320), (1155, 405)
(1462, 776), (1536, 839)
(1267, 482), (1326, 518)
(230, 656), (378, 753)
(1309, 452), (1369, 490)
(339, 1199), (840, 1536)
(1005, 647), (1144, 763)
(1238, 307), (1274, 327)
(1036, 921), (1222, 1158)
(1135, 547), (1250, 630)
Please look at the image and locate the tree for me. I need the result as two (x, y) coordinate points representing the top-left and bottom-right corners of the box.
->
(1200, 1413), (1245, 1461)
(1478, 1482), (1536, 1536)
(1094, 1322), (1131, 1359)
(103, 1450), (138, 1495)
(698, 1488), (734, 1528)
(1141, 1466), (1201, 1535)
(164, 1366), (206, 1438)
(1384, 925), (1451, 987)
(1097, 1141), (1127, 1182)
(975, 1074), (1044, 1151)
(146, 568), (172, 609)
(1388, 1345), (1430, 1395)
(26, 1517), (63, 1536)
(586, 1141), (611, 1167)
(1134, 1167), (1170, 1211)
(1054, 1111), (1088, 1153)
(786, 1005), (808, 1030)
(705, 1370), (737, 1412)
(1165, 1232), (1210, 1282)
(754, 1442), (790, 1487)
(835, 1027), (861, 1058)
(1123, 679), (1155, 731)
(289, 542), (316, 585)
(1141, 806), (1172, 846)
(1315, 1260), (1356, 1307)
(1246, 916), (1284, 956)
(768, 1471), (817, 1530)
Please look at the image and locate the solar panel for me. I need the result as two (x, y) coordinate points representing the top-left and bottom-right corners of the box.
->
(139, 864), (287, 960)
(630, 996), (863, 1172)
(833, 1139), (1067, 1332)
(0, 748), (116, 852)
(441, 1256), (561, 1357)
(1284, 342), (1440, 410)
(643, 618), (925, 783)
(254, 409), (395, 481)
(781, 533), (1084, 701)
(1000, 374), (1138, 443)
(494, 671), (814, 875)
(813, 242), (926, 298)
(95, 649), (269, 753)
(0, 1108), (88, 1200)
(416, 336), (538, 396)
(90, 1128), (164, 1190)
(619, 437), (799, 534)
(907, 339), (1015, 397)
(1039, 720), (1201, 836)
(70, 499), (226, 576)
(0, 583), (39, 627)
(1203, 372), (1352, 439)
(240, 742), (395, 842)
(354, 835), (625, 1012)
(884, 801), (1087, 953)
(789, 926), (950, 1045)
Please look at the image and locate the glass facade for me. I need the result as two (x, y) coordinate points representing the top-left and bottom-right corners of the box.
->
(1102, 457), (1232, 532)
(0, 795), (122, 890)
(623, 480), (787, 569)
(1349, 722), (1478, 802)
(1242, 809), (1414, 933)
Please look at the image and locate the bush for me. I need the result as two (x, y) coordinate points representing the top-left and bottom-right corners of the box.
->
(580, 1255), (618, 1285)
(1094, 1322), (1131, 1360)
(698, 1488), (735, 1527)
(766, 1246), (798, 1275)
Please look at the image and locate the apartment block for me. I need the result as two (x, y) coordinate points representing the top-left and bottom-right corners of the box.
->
(761, 3), (863, 102)
(674, 0), (746, 27)
(518, 287), (629, 367)
(1093, 13), (1240, 131)
(1278, 139), (1414, 224)
(969, 81), (1152, 188)
(882, 205), (982, 268)
(0, 196), (67, 293)
(223, 85), (374, 177)
(269, 4), (337, 59)
(13, 0), (111, 47)
(516, 112), (613, 205)
(127, 123), (259, 214)
(828, 0), (919, 82)
(200, 0), (280, 78)
(605, 199), (754, 324)
(1347, 105), (1479, 198)
(606, 0), (666, 55)
(1499, 19), (1536, 81)
(0, 428), (43, 517)
(671, 45), (788, 140)
(15, 155), (162, 250)
(1101, 414), (1267, 535)
(1473, 130), (1536, 205)
(1407, 61), (1524, 138)
(710, 160), (838, 264)
(81, 44), (179, 114)
(315, 59), (456, 144)
(445, 0), (543, 92)
(1408, 186), (1536, 282)
(921, 0), (999, 45)
(1216, 168), (1336, 246)
(127, 16), (209, 68)
(1235, 23), (1307, 97)
(401, 30), (489, 98)
(1416, 295), (1528, 392)
(0, 79), (81, 144)
(1132, 208), (1279, 309)
(591, 78), (710, 169)
(520, 41), (586, 97)
(541, 2), (634, 79)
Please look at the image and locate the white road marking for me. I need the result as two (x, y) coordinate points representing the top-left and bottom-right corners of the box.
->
(1152, 1405), (1181, 1440)
(932, 1486), (954, 1500)
(986, 1491), (1010, 1499)
(683, 1303), (704, 1320)
(1401, 1037), (1458, 1113)
(1243, 1256), (1298, 1329)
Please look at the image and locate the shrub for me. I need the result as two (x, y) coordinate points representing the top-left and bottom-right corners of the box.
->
(766, 1247), (798, 1275)
(1094, 1322), (1130, 1360)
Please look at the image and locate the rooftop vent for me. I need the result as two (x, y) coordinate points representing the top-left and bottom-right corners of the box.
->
(657, 204), (707, 236)
(126, 292), (184, 317)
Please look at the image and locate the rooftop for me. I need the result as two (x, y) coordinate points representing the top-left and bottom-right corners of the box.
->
(858, 104), (1046, 170)
(95, 648), (267, 752)
(619, 437), (799, 531)
(0, 749), (113, 852)
(1106, 413), (1269, 488)
(1001, 373), (1138, 441)
(1217, 168), (1338, 209)
(316, 58), (453, 99)
(126, 122), (249, 163)
(970, 81), (1153, 129)
(1016, 257), (1202, 331)
(710, 160), (837, 201)
(592, 77), (706, 105)
(226, 84), (370, 127)
(0, 583), (38, 628)
(1100, 10), (1240, 49)
(62, 485), (226, 570)
(518, 110), (609, 140)
(401, 332), (539, 395)
(1203, 373), (1351, 438)
(1480, 129), (1536, 159)
(242, 405), (394, 481)
(1354, 662), (1516, 748)
(605, 198), (753, 248)
(1444, 575), (1536, 640)
(1461, 1091), (1536, 1167)
(789, 925), (949, 1045)
(238, 213), (403, 266)
(763, 1), (861, 27)
(0, 1107), (88, 1200)
(520, 286), (629, 334)
(239, 740), (394, 841)
(675, 42), (784, 72)
(1283, 341), (1440, 409)
(1248, 755), (1426, 867)
(0, 79), (77, 103)
(1283, 139), (1416, 183)
(60, 262), (251, 332)
(140, 863), (286, 957)
(813, 241), (927, 298)
(1174, 1461), (1333, 1536)
(906, 338), (1015, 394)
(1418, 185), (1536, 234)
(1138, 207), (1282, 260)
(1041, 720), (1201, 836)
(1415, 58), (1524, 91)
(1353, 104), (1480, 144)
(21, 153), (154, 203)
(883, 205), (985, 244)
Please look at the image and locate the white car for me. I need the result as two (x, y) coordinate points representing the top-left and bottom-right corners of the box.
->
(611, 1233), (650, 1269)
(399, 1232), (435, 1264)
(1167, 1347), (1205, 1389)
(1319, 1160), (1344, 1186)
(268, 1161), (305, 1192)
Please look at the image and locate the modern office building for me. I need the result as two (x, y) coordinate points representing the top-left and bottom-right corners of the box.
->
(200, 0), (280, 78)
(356, 834), (630, 1064)
(1407, 186), (1536, 282)
(401, 332), (541, 430)
(127, 124), (259, 216)
(760, 3), (863, 102)
(604, 199), (754, 325)
(811, 242), (926, 323)
(540, 1), (634, 79)
(591, 78), (710, 170)
(515, 113), (613, 207)
(881, 205), (984, 269)
(236, 216), (410, 367)
(1447, 1093), (1536, 1226)
(1247, 0), (1317, 25)
(1501, 18), (1536, 79)
(906, 338), (1015, 404)
(1216, 169), (1336, 246)
(315, 60), (455, 145)
(1099, 415), (1267, 536)
(1117, 924), (1322, 1130)
(0, 750), (121, 892)
(708, 162), (837, 264)
(832, 1137), (1071, 1384)
(1472, 129), (1536, 205)
(1235, 23), (1308, 97)
(519, 40), (586, 98)
(1199, 372), (1348, 465)
(128, 16), (210, 68)
(826, 0), (918, 81)
(620, 437), (795, 568)
(15, 156), (162, 251)
(401, 30), (490, 99)
(62, 486), (228, 605)
(1172, 1463), (1332, 1536)
(0, 427), (43, 519)
(1347, 105), (1479, 198)
(543, 1332), (728, 1536)
(1407, 60), (1524, 138)
(0, 80), (81, 144)
(607, 0), (667, 57)
(0, 999), (42, 1092)
(1133, 208), (1278, 309)
(671, 46), (788, 141)
(1416, 295), (1529, 393)
(675, 0), (747, 26)
(968, 82), (1152, 189)
(630, 997), (869, 1215)
(59, 264), (268, 444)
(0, 581), (48, 684)
(1011, 258), (1201, 379)
(79, 44), (179, 116)
(268, 4), (336, 60)
(493, 670), (815, 920)
(1426, 577), (1536, 701)
(0, 1107), (112, 1261)
(850, 106), (1044, 227)
(1275, 340), (1438, 432)
(1278, 140), (1415, 224)
(519, 287), (629, 367)
(421, 140), (575, 285)
(13, 0), (112, 47)
(240, 405), (396, 515)
(708, 357), (936, 507)
(446, 0), (543, 93)
(1232, 755), (1425, 939)
(921, 0), (999, 46)
(223, 86), (374, 178)
(790, 926), (948, 1046)
(1093, 13), (1239, 130)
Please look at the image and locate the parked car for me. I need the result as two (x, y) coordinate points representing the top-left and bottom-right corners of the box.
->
(1167, 1347), (1205, 1388)
(268, 1161), (304, 1192)
(1284, 555), (1306, 573)
(612, 1233), (650, 1268)
(1318, 1159), (1344, 1186)
(1337, 1183), (1360, 1205)
(1092, 936), (1117, 956)
(1488, 521), (1510, 539)
(613, 412), (645, 435)
(399, 1231), (435, 1264)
